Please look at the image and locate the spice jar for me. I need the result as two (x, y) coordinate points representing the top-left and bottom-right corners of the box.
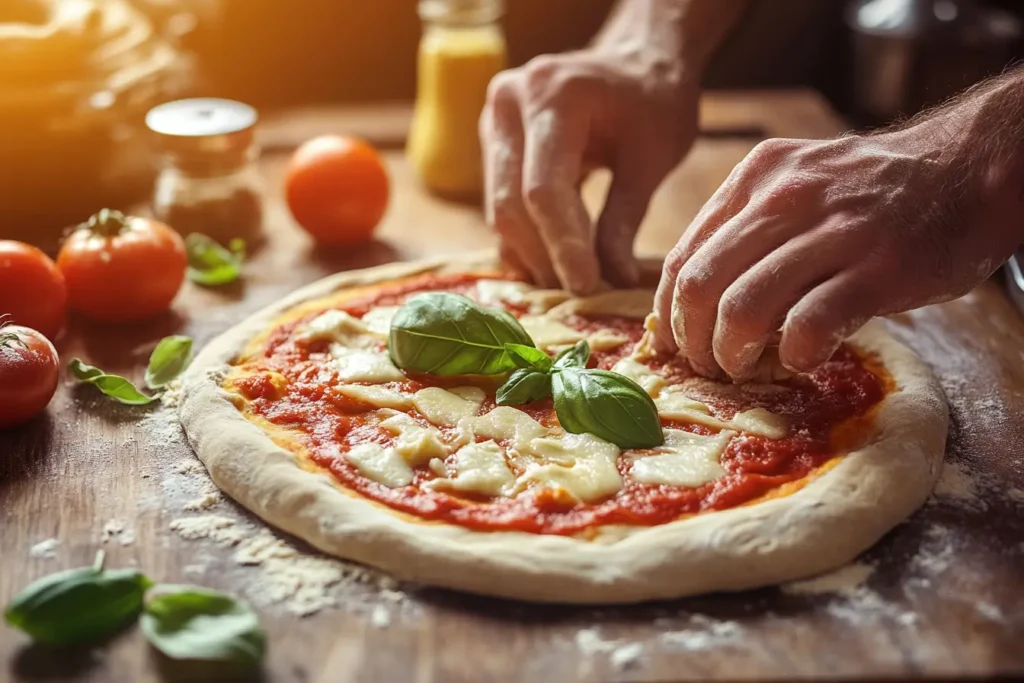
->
(407, 0), (507, 200)
(145, 97), (263, 245)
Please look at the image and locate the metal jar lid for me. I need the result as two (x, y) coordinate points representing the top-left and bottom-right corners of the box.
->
(145, 98), (258, 161)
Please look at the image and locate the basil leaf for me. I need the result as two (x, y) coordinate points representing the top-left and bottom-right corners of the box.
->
(141, 585), (265, 667)
(554, 340), (590, 370)
(496, 368), (552, 406)
(388, 292), (535, 375)
(503, 343), (552, 371)
(551, 368), (663, 449)
(68, 358), (104, 381)
(145, 335), (193, 389)
(69, 359), (157, 405)
(186, 234), (244, 286)
(4, 551), (152, 645)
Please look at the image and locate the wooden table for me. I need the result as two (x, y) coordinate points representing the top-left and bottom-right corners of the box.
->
(2, 91), (1022, 682)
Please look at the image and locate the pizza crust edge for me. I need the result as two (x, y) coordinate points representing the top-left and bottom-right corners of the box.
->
(178, 251), (948, 604)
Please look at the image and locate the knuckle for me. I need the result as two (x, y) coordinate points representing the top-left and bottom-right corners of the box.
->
(674, 263), (715, 308)
(748, 138), (794, 163)
(490, 198), (522, 233)
(486, 71), (520, 107)
(717, 290), (764, 339)
(753, 172), (826, 213)
(522, 181), (559, 216)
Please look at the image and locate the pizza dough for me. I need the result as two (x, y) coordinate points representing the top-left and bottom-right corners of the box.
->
(178, 253), (948, 604)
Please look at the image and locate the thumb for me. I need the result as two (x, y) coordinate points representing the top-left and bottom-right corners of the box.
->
(596, 156), (659, 288)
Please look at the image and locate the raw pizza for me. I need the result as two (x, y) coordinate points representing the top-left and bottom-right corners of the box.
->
(179, 254), (948, 603)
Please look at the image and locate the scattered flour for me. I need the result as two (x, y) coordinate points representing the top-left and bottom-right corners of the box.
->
(175, 460), (204, 476)
(370, 604), (392, 629)
(575, 627), (616, 655)
(169, 515), (406, 616)
(609, 642), (644, 671)
(909, 525), (956, 576)
(100, 519), (135, 546)
(660, 616), (745, 651)
(28, 538), (59, 559)
(783, 562), (874, 596)
(183, 490), (220, 512)
(169, 515), (247, 546)
(931, 461), (979, 503)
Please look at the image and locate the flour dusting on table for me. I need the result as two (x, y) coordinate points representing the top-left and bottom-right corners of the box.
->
(783, 562), (874, 595)
(28, 538), (59, 560)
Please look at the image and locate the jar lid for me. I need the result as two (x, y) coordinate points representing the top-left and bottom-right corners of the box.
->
(146, 98), (257, 160)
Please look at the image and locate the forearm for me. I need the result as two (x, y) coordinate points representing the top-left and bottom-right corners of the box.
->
(593, 0), (748, 74)
(899, 66), (1024, 240)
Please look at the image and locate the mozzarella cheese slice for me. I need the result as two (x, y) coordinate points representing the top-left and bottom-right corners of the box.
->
(729, 407), (788, 440)
(629, 429), (735, 487)
(299, 310), (376, 345)
(379, 413), (447, 465)
(413, 387), (484, 426)
(345, 443), (414, 487)
(473, 279), (531, 306)
(655, 390), (788, 439)
(327, 346), (406, 383)
(458, 407), (547, 449)
(518, 315), (585, 349)
(611, 358), (667, 397)
(360, 306), (400, 335)
(336, 383), (411, 409)
(586, 329), (630, 352)
(514, 433), (623, 503)
(426, 440), (516, 497)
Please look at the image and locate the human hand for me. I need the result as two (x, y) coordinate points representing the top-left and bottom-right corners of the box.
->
(652, 113), (1024, 381)
(480, 45), (698, 294)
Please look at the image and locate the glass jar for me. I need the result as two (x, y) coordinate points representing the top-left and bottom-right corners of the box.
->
(145, 97), (263, 245)
(407, 0), (507, 200)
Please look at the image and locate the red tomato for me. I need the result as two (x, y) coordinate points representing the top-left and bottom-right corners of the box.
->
(0, 325), (59, 429)
(57, 210), (187, 323)
(284, 135), (390, 245)
(0, 241), (67, 341)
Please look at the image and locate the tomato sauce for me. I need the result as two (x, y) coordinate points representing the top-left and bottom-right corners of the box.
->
(231, 273), (888, 536)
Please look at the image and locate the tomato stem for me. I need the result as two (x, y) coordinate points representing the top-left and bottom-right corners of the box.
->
(86, 209), (130, 237)
(0, 332), (27, 350)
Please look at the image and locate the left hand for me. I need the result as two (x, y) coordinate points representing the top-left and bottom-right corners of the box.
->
(651, 121), (1024, 381)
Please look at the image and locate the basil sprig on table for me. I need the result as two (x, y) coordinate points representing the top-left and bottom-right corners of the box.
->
(186, 234), (245, 286)
(387, 293), (663, 449)
(4, 551), (150, 645)
(70, 334), (193, 405)
(141, 585), (266, 666)
(4, 555), (265, 667)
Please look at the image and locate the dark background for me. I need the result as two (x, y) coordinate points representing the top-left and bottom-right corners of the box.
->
(184, 0), (1024, 122)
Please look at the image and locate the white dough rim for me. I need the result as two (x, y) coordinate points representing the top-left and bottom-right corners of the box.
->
(178, 253), (948, 604)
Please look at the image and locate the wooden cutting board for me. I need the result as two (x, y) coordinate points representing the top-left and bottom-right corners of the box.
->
(1, 91), (1022, 682)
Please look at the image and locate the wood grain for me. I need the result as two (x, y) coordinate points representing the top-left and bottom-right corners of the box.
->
(2, 91), (1022, 683)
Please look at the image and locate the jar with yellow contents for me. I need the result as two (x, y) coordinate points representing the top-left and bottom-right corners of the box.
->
(407, 0), (507, 200)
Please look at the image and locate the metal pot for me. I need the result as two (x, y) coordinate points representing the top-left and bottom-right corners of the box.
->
(846, 0), (1021, 123)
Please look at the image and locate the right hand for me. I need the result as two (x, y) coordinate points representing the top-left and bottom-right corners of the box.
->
(480, 46), (699, 294)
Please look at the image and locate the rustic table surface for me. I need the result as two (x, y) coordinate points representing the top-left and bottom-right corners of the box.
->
(2, 91), (1022, 683)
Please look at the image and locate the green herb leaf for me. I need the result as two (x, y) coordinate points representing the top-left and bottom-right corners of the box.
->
(551, 368), (663, 449)
(145, 335), (193, 389)
(186, 234), (245, 286)
(503, 343), (552, 372)
(496, 368), (552, 406)
(4, 551), (152, 645)
(553, 340), (590, 370)
(388, 292), (535, 376)
(69, 358), (157, 405)
(141, 585), (265, 667)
